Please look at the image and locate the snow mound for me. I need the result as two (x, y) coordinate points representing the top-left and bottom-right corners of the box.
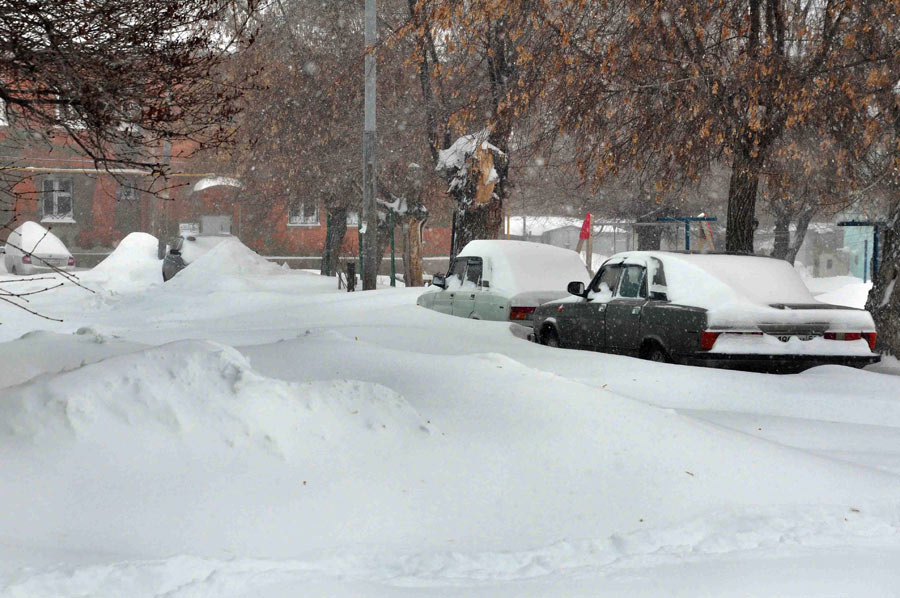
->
(814, 280), (872, 309)
(6, 221), (70, 256)
(86, 232), (162, 293)
(168, 237), (283, 289)
(0, 341), (434, 459)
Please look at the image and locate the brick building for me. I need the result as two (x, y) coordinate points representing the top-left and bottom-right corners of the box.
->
(1, 126), (452, 270)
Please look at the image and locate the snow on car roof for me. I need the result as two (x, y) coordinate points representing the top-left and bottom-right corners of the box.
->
(607, 251), (814, 302)
(7, 221), (71, 256)
(605, 251), (873, 329)
(458, 240), (590, 294)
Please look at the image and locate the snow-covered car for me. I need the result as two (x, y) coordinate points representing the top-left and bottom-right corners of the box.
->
(417, 240), (590, 322)
(532, 251), (880, 373)
(161, 233), (233, 281)
(3, 221), (75, 275)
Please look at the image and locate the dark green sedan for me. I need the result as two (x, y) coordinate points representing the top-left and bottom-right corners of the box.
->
(531, 251), (880, 373)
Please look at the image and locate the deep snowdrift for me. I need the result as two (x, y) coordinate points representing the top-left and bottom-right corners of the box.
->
(2, 334), (899, 569)
(1, 261), (899, 597)
(0, 340), (433, 458)
(84, 232), (163, 293)
(166, 237), (284, 290)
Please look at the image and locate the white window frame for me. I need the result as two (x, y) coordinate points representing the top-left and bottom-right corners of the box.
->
(288, 200), (319, 226)
(41, 177), (75, 223)
(346, 211), (360, 227)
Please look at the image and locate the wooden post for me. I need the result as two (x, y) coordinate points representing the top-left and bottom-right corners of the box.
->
(346, 262), (356, 292)
(586, 229), (593, 273)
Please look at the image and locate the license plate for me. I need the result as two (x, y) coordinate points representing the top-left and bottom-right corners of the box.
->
(777, 334), (816, 342)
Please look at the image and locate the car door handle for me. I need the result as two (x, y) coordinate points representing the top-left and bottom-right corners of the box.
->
(632, 306), (641, 315)
(598, 304), (606, 312)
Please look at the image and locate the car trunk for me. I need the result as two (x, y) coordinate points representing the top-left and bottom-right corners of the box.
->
(508, 290), (571, 322)
(510, 290), (570, 308)
(756, 304), (871, 336)
(708, 304), (876, 354)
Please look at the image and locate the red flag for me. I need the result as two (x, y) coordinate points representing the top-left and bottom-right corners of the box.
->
(579, 213), (592, 240)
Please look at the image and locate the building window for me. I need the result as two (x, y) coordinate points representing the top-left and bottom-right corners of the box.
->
(42, 178), (74, 222)
(346, 211), (360, 227)
(288, 200), (319, 226)
(179, 222), (200, 235)
(117, 179), (139, 201)
(55, 93), (86, 129)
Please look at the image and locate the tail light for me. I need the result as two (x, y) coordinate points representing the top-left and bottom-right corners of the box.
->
(22, 255), (31, 264)
(824, 332), (862, 341)
(699, 331), (719, 351)
(863, 332), (877, 351)
(509, 306), (536, 321)
(67, 257), (75, 267)
(825, 332), (876, 350)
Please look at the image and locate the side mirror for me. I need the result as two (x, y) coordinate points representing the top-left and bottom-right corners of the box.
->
(431, 274), (447, 289)
(567, 281), (586, 297)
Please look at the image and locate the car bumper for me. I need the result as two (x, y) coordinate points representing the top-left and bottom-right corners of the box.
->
(15, 264), (72, 275)
(678, 352), (881, 373)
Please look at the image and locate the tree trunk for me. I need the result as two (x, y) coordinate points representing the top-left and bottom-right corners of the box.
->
(866, 197), (900, 356)
(402, 221), (411, 283)
(771, 207), (791, 260)
(771, 201), (815, 265)
(320, 206), (348, 276)
(451, 195), (503, 258)
(405, 217), (425, 286)
(726, 149), (762, 253)
(374, 216), (395, 278)
(637, 219), (663, 250)
(785, 208), (815, 265)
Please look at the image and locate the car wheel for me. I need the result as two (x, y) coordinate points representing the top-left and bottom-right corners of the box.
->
(644, 342), (670, 363)
(542, 327), (560, 348)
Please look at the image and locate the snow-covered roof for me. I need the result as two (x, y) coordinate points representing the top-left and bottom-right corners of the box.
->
(457, 240), (589, 294)
(193, 177), (242, 193)
(509, 216), (629, 237)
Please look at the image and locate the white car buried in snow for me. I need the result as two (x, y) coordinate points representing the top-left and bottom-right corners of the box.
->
(3, 221), (75, 275)
(417, 240), (591, 322)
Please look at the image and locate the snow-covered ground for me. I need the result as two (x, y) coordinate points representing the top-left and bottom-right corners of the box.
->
(1, 237), (899, 597)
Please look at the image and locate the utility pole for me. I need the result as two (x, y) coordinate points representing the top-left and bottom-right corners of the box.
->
(361, 0), (378, 290)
